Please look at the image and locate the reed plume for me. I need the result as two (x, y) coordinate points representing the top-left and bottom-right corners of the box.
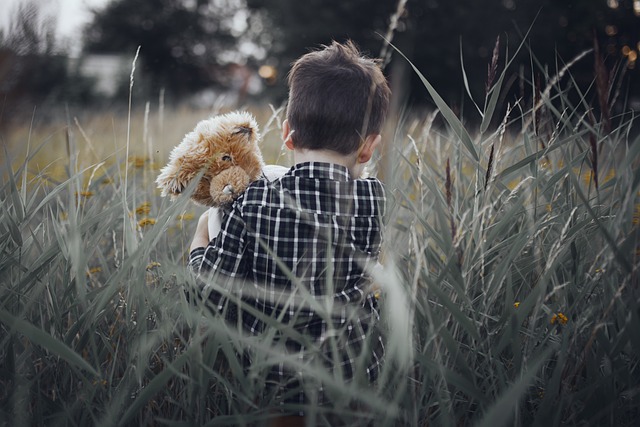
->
(486, 36), (500, 94)
(484, 143), (495, 191)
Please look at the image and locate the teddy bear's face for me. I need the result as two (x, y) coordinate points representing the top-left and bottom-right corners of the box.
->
(192, 126), (263, 207)
(156, 112), (265, 208)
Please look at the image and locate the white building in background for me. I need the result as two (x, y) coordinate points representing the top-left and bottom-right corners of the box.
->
(69, 54), (131, 97)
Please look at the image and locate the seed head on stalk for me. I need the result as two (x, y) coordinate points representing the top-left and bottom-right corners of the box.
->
(484, 143), (495, 192)
(485, 35), (500, 95)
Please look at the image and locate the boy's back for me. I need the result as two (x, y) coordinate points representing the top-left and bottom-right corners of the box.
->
(206, 161), (385, 304)
(189, 40), (391, 417)
(192, 161), (386, 410)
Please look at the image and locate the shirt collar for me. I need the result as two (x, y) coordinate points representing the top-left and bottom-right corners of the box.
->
(287, 162), (352, 181)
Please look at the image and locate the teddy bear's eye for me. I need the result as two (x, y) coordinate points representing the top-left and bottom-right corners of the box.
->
(221, 155), (232, 162)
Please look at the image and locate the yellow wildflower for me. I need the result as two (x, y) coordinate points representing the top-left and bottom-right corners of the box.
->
(582, 170), (593, 186)
(146, 261), (161, 270)
(130, 156), (147, 168)
(604, 169), (615, 184)
(461, 164), (474, 177)
(75, 191), (94, 198)
(513, 302), (520, 308)
(138, 217), (156, 228)
(540, 159), (551, 170)
(551, 312), (568, 325)
(545, 204), (552, 213)
(136, 202), (151, 215)
(86, 267), (102, 276)
(177, 212), (195, 221)
(507, 179), (520, 191)
(633, 204), (640, 226)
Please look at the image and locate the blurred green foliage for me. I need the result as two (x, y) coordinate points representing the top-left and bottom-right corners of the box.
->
(83, 0), (252, 100)
(0, 1), (96, 123)
(248, 0), (639, 111)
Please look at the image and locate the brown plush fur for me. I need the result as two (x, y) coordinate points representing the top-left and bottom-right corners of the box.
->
(156, 111), (265, 209)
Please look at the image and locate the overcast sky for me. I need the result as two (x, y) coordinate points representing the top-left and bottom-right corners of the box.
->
(1, 0), (109, 53)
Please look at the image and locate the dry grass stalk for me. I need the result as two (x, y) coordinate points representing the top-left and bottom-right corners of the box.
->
(485, 101), (512, 192)
(123, 46), (141, 258)
(379, 0), (408, 67)
(521, 48), (592, 136)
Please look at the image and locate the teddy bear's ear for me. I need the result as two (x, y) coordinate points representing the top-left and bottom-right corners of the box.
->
(234, 125), (254, 136)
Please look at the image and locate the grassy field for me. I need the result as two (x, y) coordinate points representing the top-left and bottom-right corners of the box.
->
(1, 48), (639, 426)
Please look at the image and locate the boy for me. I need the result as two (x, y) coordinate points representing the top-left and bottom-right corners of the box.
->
(189, 40), (391, 424)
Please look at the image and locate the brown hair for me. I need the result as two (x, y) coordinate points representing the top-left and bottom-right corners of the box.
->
(286, 40), (391, 155)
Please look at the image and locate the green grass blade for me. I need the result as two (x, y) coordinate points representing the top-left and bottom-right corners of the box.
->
(477, 345), (555, 427)
(387, 40), (479, 163)
(570, 172), (632, 274)
(0, 309), (100, 378)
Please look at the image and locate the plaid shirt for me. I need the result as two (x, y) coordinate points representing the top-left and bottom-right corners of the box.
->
(189, 162), (386, 404)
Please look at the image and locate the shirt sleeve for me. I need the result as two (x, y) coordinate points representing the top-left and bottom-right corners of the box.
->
(198, 203), (247, 278)
(187, 203), (248, 314)
(189, 203), (248, 278)
(188, 247), (206, 272)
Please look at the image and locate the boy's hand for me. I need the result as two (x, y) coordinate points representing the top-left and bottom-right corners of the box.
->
(190, 210), (210, 252)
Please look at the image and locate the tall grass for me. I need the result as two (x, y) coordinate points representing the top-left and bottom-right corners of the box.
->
(1, 42), (639, 426)
(376, 39), (640, 426)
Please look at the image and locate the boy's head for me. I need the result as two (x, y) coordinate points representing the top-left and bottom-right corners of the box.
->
(285, 40), (391, 155)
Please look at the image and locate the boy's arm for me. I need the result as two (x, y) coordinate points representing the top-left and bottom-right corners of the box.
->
(190, 210), (211, 253)
(188, 203), (248, 278)
(188, 207), (223, 255)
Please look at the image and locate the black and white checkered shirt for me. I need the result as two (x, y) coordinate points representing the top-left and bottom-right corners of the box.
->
(189, 162), (386, 405)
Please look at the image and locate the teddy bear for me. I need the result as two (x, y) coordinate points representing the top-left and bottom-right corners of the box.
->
(156, 111), (288, 236)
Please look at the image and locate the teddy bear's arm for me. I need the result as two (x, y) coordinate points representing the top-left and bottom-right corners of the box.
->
(156, 143), (211, 197)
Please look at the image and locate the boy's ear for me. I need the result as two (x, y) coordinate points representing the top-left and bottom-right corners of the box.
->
(357, 134), (381, 164)
(282, 119), (294, 150)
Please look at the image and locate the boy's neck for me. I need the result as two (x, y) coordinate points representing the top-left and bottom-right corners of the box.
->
(292, 148), (363, 178)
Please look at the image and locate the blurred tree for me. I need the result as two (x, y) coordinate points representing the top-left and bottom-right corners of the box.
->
(245, 0), (397, 100)
(247, 0), (639, 115)
(0, 0), (96, 125)
(1, 0), (57, 55)
(83, 0), (254, 99)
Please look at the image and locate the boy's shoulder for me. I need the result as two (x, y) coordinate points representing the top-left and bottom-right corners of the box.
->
(235, 163), (385, 217)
